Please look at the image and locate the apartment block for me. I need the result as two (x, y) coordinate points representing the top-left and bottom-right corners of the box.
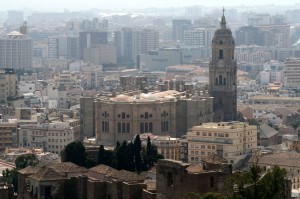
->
(186, 122), (257, 164)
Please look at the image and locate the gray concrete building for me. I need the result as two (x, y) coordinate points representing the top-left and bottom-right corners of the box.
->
(0, 31), (32, 69)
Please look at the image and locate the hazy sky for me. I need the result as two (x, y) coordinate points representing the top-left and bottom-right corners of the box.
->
(1, 0), (300, 11)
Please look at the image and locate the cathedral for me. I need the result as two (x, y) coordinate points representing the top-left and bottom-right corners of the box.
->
(209, 10), (237, 122)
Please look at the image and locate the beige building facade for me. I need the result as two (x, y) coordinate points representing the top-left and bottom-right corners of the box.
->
(0, 122), (17, 151)
(0, 69), (18, 105)
(186, 122), (257, 164)
(81, 90), (213, 145)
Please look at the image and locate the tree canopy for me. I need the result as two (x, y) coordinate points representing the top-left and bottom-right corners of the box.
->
(2, 153), (39, 192)
(97, 136), (163, 172)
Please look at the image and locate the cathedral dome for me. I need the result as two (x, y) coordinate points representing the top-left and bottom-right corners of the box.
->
(212, 11), (235, 45)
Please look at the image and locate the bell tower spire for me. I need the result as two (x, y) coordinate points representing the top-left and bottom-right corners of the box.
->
(209, 8), (237, 122)
(221, 7), (226, 29)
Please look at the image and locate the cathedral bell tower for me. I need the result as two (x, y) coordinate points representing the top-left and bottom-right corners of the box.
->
(209, 9), (237, 122)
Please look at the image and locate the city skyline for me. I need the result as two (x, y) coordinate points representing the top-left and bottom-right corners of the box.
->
(1, 0), (300, 11)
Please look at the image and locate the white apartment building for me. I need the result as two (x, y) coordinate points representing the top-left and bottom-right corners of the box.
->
(284, 58), (300, 90)
(186, 122), (257, 164)
(18, 121), (77, 154)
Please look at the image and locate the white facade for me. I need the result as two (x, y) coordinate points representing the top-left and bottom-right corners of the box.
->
(19, 81), (36, 94)
(18, 122), (76, 154)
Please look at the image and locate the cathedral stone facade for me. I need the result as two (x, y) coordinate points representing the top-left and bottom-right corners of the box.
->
(209, 11), (237, 122)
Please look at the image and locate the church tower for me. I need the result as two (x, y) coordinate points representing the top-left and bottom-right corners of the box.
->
(209, 9), (237, 122)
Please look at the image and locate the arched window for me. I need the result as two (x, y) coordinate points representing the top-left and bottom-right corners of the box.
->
(149, 122), (153, 133)
(166, 121), (169, 131)
(122, 112), (125, 119)
(126, 123), (130, 133)
(140, 123), (144, 133)
(145, 112), (149, 119)
(167, 172), (173, 187)
(122, 123), (126, 133)
(118, 122), (121, 133)
(219, 75), (222, 85)
(145, 122), (149, 133)
(219, 49), (223, 59)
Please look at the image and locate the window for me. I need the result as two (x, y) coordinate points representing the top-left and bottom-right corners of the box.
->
(140, 123), (144, 133)
(118, 123), (121, 133)
(219, 75), (223, 85)
(201, 145), (205, 149)
(201, 151), (205, 155)
(149, 122), (153, 132)
(196, 132), (200, 135)
(208, 132), (212, 136)
(203, 132), (207, 136)
(122, 123), (126, 133)
(167, 172), (173, 187)
(219, 49), (224, 59)
(122, 112), (125, 119)
(126, 123), (130, 133)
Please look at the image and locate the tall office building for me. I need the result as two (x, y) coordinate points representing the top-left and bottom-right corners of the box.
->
(114, 28), (141, 67)
(172, 19), (192, 41)
(48, 35), (79, 60)
(79, 31), (108, 59)
(141, 29), (159, 54)
(209, 11), (237, 122)
(235, 26), (263, 46)
(257, 24), (290, 48)
(0, 31), (32, 69)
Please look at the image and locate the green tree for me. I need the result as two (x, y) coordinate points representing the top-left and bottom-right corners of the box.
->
(2, 154), (38, 192)
(116, 141), (127, 170)
(65, 141), (87, 167)
(15, 154), (39, 169)
(124, 142), (135, 172)
(133, 135), (143, 173)
(1, 168), (18, 191)
(224, 163), (288, 199)
(98, 145), (115, 167)
(236, 112), (245, 122)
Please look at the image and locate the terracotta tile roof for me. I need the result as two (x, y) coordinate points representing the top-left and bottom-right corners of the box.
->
(252, 152), (300, 168)
(28, 167), (65, 182)
(89, 164), (146, 182)
(47, 162), (88, 174)
(18, 166), (42, 175)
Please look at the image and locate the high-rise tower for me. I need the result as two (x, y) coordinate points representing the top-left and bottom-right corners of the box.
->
(209, 9), (237, 122)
